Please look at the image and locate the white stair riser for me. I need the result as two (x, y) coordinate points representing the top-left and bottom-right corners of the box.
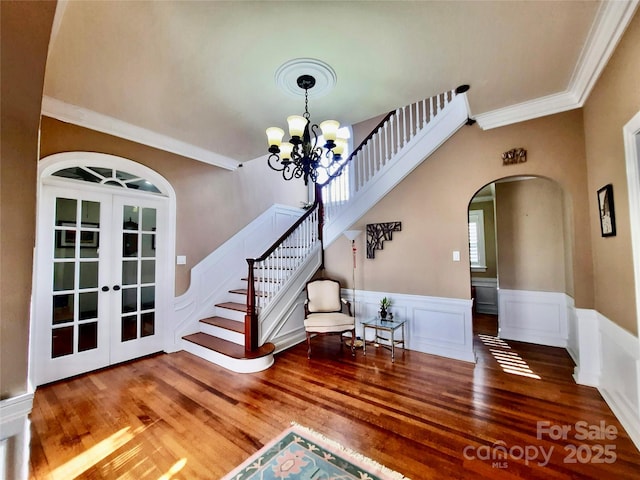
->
(181, 340), (274, 373)
(199, 322), (244, 345)
(216, 306), (245, 322)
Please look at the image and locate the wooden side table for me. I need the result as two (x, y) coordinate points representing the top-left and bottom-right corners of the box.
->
(362, 317), (406, 362)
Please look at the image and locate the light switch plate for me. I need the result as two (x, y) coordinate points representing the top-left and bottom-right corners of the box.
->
(176, 255), (187, 265)
(453, 251), (460, 262)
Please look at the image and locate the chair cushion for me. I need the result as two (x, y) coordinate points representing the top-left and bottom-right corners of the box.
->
(304, 312), (354, 333)
(307, 279), (342, 313)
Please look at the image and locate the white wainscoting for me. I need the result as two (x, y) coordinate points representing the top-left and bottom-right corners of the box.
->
(471, 277), (498, 314)
(343, 289), (475, 363)
(571, 309), (640, 451)
(498, 289), (569, 347)
(0, 393), (33, 480)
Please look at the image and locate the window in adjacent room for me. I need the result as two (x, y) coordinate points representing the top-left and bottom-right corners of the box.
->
(468, 209), (487, 272)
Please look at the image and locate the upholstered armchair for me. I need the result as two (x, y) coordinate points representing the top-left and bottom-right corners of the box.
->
(304, 278), (355, 358)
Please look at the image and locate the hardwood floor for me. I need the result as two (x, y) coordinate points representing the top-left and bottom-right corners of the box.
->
(30, 314), (640, 479)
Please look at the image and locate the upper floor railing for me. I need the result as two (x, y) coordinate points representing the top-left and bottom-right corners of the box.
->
(321, 89), (456, 224)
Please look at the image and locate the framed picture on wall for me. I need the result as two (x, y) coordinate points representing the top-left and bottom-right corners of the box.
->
(597, 184), (616, 237)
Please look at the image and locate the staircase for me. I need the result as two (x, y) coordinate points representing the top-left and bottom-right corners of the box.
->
(176, 87), (471, 372)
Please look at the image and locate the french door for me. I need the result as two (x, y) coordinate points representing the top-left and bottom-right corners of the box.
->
(34, 183), (167, 385)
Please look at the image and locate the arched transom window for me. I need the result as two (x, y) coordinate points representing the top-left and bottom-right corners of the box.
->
(52, 166), (161, 194)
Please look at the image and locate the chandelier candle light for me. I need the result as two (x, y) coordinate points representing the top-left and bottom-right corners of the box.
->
(266, 74), (348, 185)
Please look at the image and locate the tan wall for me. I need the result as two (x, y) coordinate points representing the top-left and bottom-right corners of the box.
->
(40, 118), (307, 295)
(325, 109), (594, 307)
(1, 1), (57, 399)
(495, 178), (566, 291)
(469, 199), (497, 279)
(583, 11), (640, 336)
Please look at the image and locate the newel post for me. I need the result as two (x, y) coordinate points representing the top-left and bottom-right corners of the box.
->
(245, 258), (258, 351)
(315, 182), (325, 268)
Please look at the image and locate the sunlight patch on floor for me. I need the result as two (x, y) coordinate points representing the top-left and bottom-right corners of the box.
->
(51, 427), (136, 480)
(478, 334), (541, 380)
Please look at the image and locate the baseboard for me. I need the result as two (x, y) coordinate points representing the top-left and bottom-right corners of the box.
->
(498, 289), (568, 347)
(343, 289), (475, 363)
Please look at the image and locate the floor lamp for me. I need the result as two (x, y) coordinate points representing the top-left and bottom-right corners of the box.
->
(343, 230), (362, 345)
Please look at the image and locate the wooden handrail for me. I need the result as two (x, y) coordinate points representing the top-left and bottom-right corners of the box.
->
(245, 184), (323, 351)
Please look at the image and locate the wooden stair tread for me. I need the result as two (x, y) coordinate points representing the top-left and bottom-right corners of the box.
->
(215, 302), (246, 312)
(183, 333), (275, 359)
(200, 316), (243, 333)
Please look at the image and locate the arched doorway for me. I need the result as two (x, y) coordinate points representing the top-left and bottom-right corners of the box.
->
(31, 152), (176, 386)
(468, 176), (574, 346)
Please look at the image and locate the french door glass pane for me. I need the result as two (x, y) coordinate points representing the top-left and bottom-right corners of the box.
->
(79, 262), (99, 289)
(141, 260), (155, 283)
(78, 322), (98, 352)
(141, 286), (155, 310)
(141, 234), (155, 257)
(122, 288), (137, 313)
(142, 208), (156, 231)
(52, 294), (74, 325)
(79, 292), (98, 320)
(53, 262), (74, 291)
(52, 326), (74, 358)
(122, 261), (137, 285)
(123, 233), (138, 257)
(141, 312), (155, 337)
(122, 316), (137, 342)
(55, 198), (76, 226)
(81, 200), (100, 226)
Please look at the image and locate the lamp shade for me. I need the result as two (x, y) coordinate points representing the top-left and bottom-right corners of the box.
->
(279, 142), (293, 160)
(287, 115), (306, 138)
(266, 127), (284, 147)
(333, 138), (347, 156)
(319, 120), (340, 141)
(343, 230), (361, 241)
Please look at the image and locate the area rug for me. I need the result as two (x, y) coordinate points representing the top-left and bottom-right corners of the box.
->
(222, 422), (410, 480)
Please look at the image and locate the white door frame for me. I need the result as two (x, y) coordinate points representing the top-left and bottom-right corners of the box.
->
(623, 110), (640, 341)
(623, 110), (640, 425)
(31, 152), (176, 386)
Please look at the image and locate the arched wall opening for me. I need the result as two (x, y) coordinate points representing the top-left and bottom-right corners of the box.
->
(468, 175), (575, 347)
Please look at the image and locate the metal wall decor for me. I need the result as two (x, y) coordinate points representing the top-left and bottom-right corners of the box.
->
(502, 148), (527, 165)
(366, 222), (402, 259)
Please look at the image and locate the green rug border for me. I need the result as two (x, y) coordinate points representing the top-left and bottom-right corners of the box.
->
(222, 422), (410, 480)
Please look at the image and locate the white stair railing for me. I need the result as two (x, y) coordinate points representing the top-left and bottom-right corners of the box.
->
(322, 89), (456, 225)
(245, 201), (320, 349)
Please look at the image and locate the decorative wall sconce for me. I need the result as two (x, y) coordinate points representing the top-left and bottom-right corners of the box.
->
(366, 222), (402, 259)
(502, 148), (527, 165)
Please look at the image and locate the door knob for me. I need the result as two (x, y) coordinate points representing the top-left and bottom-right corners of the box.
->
(113, 285), (121, 291)
(101, 286), (110, 292)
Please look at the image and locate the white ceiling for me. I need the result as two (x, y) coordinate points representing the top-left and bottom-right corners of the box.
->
(42, 1), (638, 168)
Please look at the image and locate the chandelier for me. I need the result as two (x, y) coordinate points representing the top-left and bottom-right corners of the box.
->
(266, 74), (347, 185)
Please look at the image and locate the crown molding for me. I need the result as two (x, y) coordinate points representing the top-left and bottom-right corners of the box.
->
(41, 96), (239, 171)
(475, 0), (639, 130)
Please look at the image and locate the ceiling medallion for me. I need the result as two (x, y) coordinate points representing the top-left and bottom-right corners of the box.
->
(275, 58), (337, 98)
(266, 73), (346, 185)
